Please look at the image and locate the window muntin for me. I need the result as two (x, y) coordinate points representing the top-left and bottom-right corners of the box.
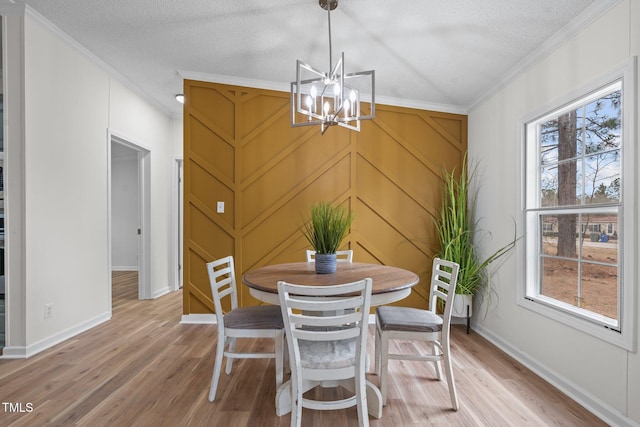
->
(525, 80), (622, 330)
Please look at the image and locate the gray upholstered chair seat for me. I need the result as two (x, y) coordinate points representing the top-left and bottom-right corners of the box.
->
(225, 305), (284, 330)
(376, 306), (442, 333)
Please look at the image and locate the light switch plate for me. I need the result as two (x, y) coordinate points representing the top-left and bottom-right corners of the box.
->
(217, 201), (224, 213)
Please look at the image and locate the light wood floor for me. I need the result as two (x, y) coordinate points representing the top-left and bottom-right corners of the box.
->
(0, 271), (606, 426)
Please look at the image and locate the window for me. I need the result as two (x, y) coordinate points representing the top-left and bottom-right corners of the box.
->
(522, 62), (636, 350)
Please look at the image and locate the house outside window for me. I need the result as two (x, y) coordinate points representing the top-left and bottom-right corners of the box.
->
(521, 61), (636, 350)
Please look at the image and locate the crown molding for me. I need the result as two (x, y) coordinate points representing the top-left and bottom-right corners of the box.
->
(468, 0), (623, 113)
(22, 5), (173, 118)
(178, 70), (468, 115)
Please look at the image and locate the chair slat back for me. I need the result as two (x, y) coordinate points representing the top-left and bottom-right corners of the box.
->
(206, 256), (239, 326)
(278, 279), (372, 356)
(306, 250), (354, 262)
(429, 258), (460, 326)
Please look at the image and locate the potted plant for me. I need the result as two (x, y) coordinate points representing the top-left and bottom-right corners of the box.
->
(301, 201), (354, 274)
(435, 155), (517, 318)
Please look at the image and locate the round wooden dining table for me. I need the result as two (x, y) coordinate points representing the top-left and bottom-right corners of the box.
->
(242, 261), (420, 306)
(242, 261), (419, 419)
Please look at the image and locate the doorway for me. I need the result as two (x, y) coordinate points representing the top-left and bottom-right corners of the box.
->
(108, 132), (151, 306)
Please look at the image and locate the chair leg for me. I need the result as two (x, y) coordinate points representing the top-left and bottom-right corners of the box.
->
(442, 348), (459, 411)
(355, 369), (370, 427)
(225, 337), (236, 374)
(209, 334), (226, 402)
(379, 331), (390, 406)
(432, 342), (442, 380)
(374, 325), (381, 376)
(275, 331), (284, 389)
(290, 375), (302, 427)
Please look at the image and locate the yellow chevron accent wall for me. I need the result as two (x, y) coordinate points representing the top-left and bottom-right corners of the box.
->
(183, 80), (467, 314)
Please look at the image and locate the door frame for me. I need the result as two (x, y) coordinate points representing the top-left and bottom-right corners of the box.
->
(107, 130), (151, 303)
(171, 158), (183, 291)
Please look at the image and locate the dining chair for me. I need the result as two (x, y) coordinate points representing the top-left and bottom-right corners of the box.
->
(278, 278), (373, 427)
(206, 255), (285, 402)
(374, 257), (460, 410)
(305, 249), (353, 262)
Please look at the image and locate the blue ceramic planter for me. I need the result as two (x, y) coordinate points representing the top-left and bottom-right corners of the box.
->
(314, 253), (337, 274)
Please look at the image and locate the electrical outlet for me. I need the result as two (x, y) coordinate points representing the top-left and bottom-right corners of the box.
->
(44, 304), (53, 319)
(216, 201), (224, 213)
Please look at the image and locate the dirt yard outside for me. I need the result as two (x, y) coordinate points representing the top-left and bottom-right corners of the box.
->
(542, 238), (618, 319)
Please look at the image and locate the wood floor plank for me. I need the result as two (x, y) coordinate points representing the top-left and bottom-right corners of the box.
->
(0, 272), (607, 426)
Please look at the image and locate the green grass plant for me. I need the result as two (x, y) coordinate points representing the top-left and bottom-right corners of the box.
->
(435, 156), (517, 295)
(301, 201), (354, 254)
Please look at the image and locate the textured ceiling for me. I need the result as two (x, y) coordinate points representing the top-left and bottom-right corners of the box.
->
(10, 0), (608, 117)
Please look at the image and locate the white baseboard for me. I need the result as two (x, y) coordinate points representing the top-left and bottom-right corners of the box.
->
(152, 286), (172, 299)
(181, 313), (216, 324)
(1, 345), (27, 359)
(473, 324), (638, 427)
(1, 312), (111, 359)
(111, 266), (139, 271)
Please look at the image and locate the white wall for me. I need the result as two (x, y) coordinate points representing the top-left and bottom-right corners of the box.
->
(24, 13), (111, 347)
(468, 1), (639, 426)
(109, 78), (177, 298)
(111, 154), (139, 270)
(2, 8), (180, 356)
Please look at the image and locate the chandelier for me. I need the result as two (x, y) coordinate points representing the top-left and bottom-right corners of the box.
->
(290, 0), (375, 135)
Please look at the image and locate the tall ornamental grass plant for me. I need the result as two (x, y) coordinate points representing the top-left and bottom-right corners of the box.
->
(436, 156), (517, 295)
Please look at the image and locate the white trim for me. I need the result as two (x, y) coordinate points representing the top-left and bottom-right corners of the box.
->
(152, 286), (172, 299)
(171, 158), (183, 291)
(473, 324), (637, 427)
(180, 313), (217, 324)
(178, 70), (467, 115)
(2, 14), (28, 355)
(0, 312), (111, 359)
(107, 130), (152, 302)
(517, 58), (637, 351)
(111, 266), (140, 272)
(22, 5), (172, 117)
(469, 0), (623, 113)
(4, 1), (621, 120)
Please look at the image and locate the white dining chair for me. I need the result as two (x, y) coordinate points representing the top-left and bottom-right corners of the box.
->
(278, 278), (373, 427)
(206, 256), (285, 402)
(306, 249), (353, 262)
(374, 257), (460, 410)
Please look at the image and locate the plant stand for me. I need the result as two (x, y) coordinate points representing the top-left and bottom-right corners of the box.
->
(452, 293), (472, 334)
(465, 304), (470, 334)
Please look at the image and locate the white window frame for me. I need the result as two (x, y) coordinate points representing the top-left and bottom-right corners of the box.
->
(517, 58), (637, 351)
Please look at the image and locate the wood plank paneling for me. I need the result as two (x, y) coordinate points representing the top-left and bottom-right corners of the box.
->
(183, 80), (467, 314)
